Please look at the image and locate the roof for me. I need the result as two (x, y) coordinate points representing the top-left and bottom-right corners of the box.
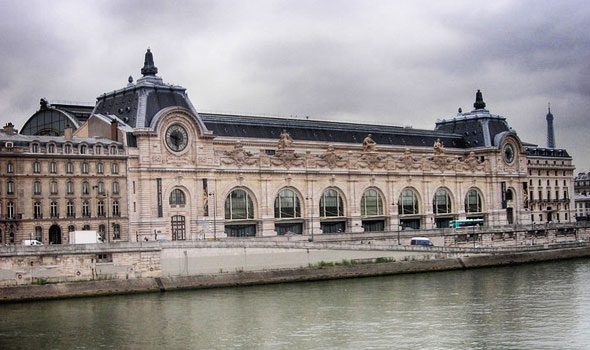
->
(525, 147), (571, 158)
(200, 113), (467, 148)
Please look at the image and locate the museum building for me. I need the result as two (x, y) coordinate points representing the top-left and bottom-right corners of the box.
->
(0, 49), (576, 244)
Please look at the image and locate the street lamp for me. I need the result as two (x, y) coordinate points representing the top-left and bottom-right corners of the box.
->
(208, 192), (217, 240)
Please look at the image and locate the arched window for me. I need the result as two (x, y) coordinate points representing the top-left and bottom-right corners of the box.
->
(169, 189), (186, 205)
(112, 200), (120, 217)
(50, 201), (59, 218)
(96, 162), (104, 174)
(33, 161), (41, 173)
(112, 181), (120, 194)
(68, 225), (75, 233)
(33, 201), (42, 219)
(33, 181), (41, 195)
(398, 188), (419, 215)
(320, 188), (344, 217)
(82, 201), (90, 217)
(7, 202), (15, 219)
(465, 188), (483, 213)
(274, 189), (301, 219)
(361, 189), (383, 217)
(97, 200), (105, 217)
(67, 200), (75, 217)
(50, 181), (58, 195)
(97, 181), (105, 194)
(80, 144), (87, 154)
(433, 188), (452, 214)
(225, 189), (254, 220)
(7, 180), (14, 195)
(34, 226), (42, 241)
(112, 223), (121, 240)
(82, 181), (89, 195)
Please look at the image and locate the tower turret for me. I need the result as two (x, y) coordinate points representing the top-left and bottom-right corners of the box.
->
(546, 103), (555, 148)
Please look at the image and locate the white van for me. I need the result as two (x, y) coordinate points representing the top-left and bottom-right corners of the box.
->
(410, 237), (433, 246)
(22, 239), (43, 246)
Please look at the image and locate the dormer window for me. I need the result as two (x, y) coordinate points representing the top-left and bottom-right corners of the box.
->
(64, 144), (72, 154)
(31, 143), (40, 153)
(48, 143), (55, 153)
(80, 144), (87, 155)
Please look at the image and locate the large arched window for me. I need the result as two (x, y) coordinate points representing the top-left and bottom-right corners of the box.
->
(465, 188), (483, 213)
(433, 188), (452, 214)
(361, 188), (383, 217)
(169, 189), (186, 205)
(398, 188), (419, 215)
(274, 189), (301, 219)
(225, 189), (254, 220)
(320, 188), (344, 217)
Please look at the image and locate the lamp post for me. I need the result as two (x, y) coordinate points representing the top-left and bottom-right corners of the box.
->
(208, 192), (217, 240)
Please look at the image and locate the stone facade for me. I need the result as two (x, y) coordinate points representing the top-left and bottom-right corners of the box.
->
(0, 123), (129, 245)
(5, 49), (576, 244)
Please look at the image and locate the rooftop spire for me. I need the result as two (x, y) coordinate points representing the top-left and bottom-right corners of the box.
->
(473, 89), (486, 110)
(546, 102), (555, 148)
(141, 48), (158, 76)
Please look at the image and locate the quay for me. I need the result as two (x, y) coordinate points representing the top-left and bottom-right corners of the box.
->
(1, 223), (589, 302)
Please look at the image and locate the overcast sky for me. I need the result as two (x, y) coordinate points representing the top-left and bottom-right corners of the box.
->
(1, 0), (588, 170)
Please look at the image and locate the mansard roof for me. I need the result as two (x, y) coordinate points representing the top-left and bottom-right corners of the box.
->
(201, 113), (466, 148)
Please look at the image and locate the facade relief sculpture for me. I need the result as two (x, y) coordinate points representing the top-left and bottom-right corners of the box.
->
(397, 148), (420, 170)
(461, 151), (485, 171)
(316, 145), (347, 168)
(221, 141), (257, 167)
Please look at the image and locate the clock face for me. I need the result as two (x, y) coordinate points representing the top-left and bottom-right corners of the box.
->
(165, 124), (188, 152)
(503, 143), (515, 164)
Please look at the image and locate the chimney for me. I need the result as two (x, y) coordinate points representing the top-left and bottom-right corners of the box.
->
(2, 123), (15, 134)
(64, 127), (73, 141)
(110, 120), (118, 142)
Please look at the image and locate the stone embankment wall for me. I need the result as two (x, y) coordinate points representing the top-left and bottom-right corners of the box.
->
(1, 236), (589, 302)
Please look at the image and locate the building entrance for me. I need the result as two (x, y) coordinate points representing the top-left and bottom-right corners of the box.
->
(49, 224), (62, 244)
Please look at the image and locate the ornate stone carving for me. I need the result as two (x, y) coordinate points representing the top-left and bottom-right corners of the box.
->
(271, 149), (304, 168)
(316, 145), (346, 168)
(433, 138), (444, 154)
(277, 130), (293, 150)
(397, 148), (420, 169)
(221, 141), (257, 167)
(461, 151), (485, 171)
(362, 134), (377, 152)
(358, 152), (386, 169)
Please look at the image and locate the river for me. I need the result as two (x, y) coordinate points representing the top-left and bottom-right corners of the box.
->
(1, 259), (589, 349)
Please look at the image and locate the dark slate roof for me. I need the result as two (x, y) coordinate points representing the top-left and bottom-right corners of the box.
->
(200, 113), (466, 148)
(525, 147), (570, 158)
(434, 111), (511, 148)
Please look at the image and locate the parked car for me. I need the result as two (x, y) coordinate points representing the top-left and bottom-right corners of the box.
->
(410, 237), (433, 246)
(22, 239), (43, 246)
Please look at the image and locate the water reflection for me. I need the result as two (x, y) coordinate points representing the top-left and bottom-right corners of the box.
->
(1, 260), (589, 349)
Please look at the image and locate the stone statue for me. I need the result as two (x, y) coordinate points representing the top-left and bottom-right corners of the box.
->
(278, 130), (293, 149)
(433, 138), (444, 154)
(363, 134), (376, 152)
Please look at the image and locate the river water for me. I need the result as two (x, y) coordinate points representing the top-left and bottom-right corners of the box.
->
(1, 259), (590, 349)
